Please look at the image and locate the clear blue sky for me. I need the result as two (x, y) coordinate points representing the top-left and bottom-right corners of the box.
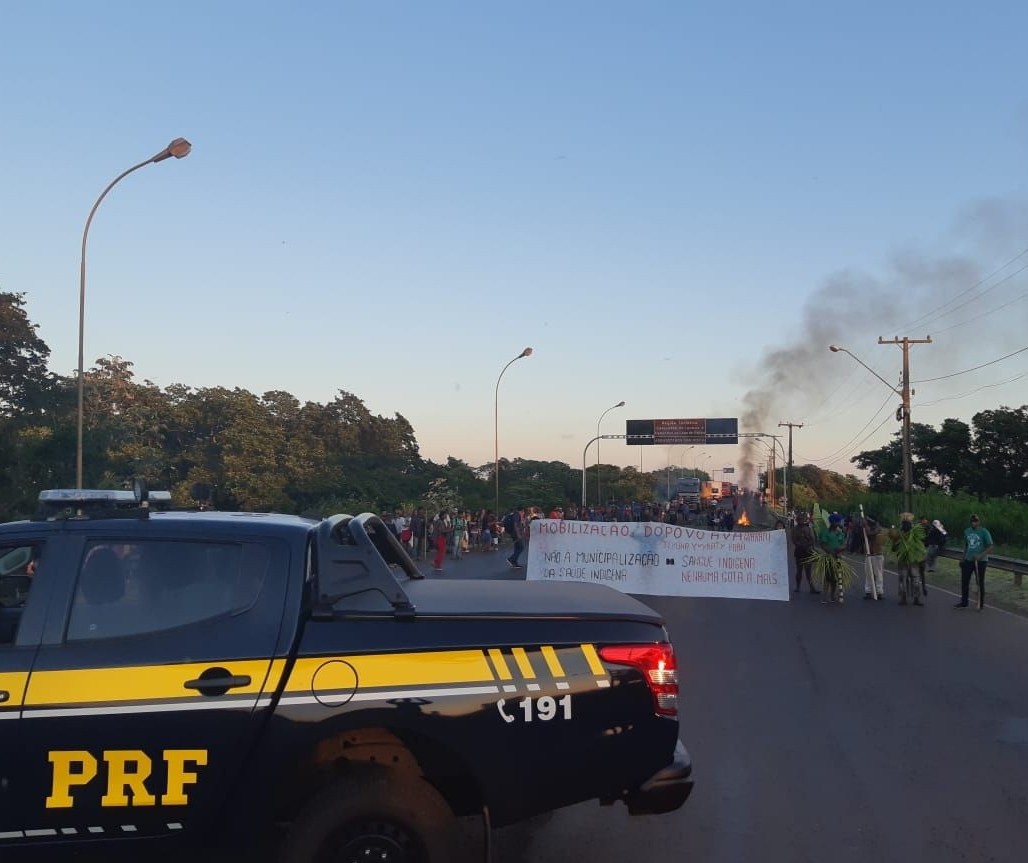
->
(2, 1), (1026, 484)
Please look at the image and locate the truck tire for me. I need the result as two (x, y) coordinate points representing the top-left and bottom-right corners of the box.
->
(279, 771), (458, 863)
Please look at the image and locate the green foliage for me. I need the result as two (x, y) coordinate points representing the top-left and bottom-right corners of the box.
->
(853, 408), (1028, 501)
(888, 524), (926, 565)
(420, 477), (463, 517)
(0, 291), (53, 417)
(809, 548), (856, 591)
(789, 464), (866, 502)
(3, 295), (1028, 531)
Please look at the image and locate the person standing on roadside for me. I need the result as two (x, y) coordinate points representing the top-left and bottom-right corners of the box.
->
(506, 505), (526, 569)
(818, 513), (847, 603)
(452, 511), (468, 560)
(862, 517), (886, 600)
(791, 511), (819, 594)
(889, 512), (926, 606)
(956, 514), (994, 610)
(431, 510), (452, 572)
(410, 508), (427, 560)
(925, 518), (947, 572)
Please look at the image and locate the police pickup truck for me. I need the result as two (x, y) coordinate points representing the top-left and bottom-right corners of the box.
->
(0, 488), (692, 862)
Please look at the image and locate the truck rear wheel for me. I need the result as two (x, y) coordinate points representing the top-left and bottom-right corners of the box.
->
(279, 771), (458, 863)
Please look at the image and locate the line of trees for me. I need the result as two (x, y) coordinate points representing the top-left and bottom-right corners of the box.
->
(850, 412), (1028, 501)
(0, 292), (704, 519)
(14, 290), (1019, 521)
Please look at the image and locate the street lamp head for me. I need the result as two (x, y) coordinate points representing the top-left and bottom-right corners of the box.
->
(615, 400), (625, 407)
(520, 347), (533, 358)
(152, 137), (192, 163)
(828, 345), (841, 353)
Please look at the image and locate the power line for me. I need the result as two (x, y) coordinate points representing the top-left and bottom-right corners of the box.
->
(808, 411), (896, 471)
(913, 344), (1028, 383)
(799, 391), (894, 465)
(928, 279), (1028, 335)
(914, 370), (1028, 406)
(899, 245), (1028, 331)
(802, 370), (891, 427)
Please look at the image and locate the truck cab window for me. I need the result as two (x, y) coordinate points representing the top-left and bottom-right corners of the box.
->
(66, 540), (270, 642)
(0, 544), (40, 645)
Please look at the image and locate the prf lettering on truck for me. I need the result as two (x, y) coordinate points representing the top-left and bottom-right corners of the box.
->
(46, 749), (208, 808)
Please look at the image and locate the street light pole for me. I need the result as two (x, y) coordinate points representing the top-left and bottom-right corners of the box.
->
(595, 400), (625, 507)
(77, 137), (192, 489)
(778, 421), (803, 515)
(494, 347), (533, 516)
(582, 435), (622, 507)
(830, 340), (930, 514)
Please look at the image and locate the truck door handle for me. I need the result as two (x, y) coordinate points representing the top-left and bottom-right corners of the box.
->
(184, 667), (252, 696)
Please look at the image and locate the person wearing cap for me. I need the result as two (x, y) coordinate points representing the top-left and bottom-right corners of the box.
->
(863, 516), (885, 600)
(956, 514), (993, 610)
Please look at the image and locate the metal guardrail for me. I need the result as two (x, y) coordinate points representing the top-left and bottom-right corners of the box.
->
(938, 547), (1028, 586)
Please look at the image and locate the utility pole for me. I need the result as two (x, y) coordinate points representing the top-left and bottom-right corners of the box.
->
(878, 336), (932, 515)
(778, 421), (803, 515)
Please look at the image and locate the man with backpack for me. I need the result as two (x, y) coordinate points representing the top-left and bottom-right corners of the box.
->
(505, 505), (526, 569)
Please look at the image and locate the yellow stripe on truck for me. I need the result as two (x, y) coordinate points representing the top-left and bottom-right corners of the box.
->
(540, 645), (565, 678)
(0, 671), (29, 708)
(487, 649), (513, 680)
(510, 647), (536, 679)
(26, 660), (273, 706)
(581, 643), (606, 677)
(285, 649), (495, 691)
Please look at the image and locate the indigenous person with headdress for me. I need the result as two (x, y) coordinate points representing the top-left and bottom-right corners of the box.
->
(889, 512), (926, 606)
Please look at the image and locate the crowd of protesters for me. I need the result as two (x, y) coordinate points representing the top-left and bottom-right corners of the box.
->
(376, 498), (745, 572)
(788, 507), (995, 611)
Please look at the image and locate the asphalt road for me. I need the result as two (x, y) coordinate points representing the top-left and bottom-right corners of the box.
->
(444, 537), (1028, 863)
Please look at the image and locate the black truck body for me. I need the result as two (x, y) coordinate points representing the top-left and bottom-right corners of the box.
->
(0, 501), (692, 861)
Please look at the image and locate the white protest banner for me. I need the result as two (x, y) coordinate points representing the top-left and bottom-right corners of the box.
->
(526, 519), (789, 601)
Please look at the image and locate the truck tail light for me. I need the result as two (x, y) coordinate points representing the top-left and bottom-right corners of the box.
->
(598, 643), (679, 717)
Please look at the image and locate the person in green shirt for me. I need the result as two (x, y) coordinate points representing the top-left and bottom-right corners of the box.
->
(451, 511), (468, 560)
(956, 514), (994, 610)
(818, 513), (847, 603)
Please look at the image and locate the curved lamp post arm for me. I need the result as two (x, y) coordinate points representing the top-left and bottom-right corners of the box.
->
(594, 400), (624, 507)
(77, 138), (191, 489)
(494, 347), (533, 515)
(583, 434), (621, 507)
(828, 345), (898, 394)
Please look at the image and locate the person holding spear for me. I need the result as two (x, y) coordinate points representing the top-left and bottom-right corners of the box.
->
(861, 506), (885, 601)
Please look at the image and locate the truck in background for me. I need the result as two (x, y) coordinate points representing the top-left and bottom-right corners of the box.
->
(672, 476), (702, 513)
(700, 481), (720, 506)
